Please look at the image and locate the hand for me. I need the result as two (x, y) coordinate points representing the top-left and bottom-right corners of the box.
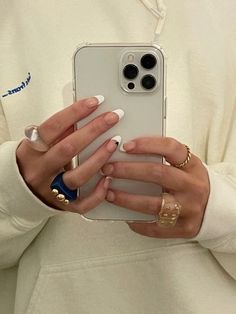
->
(16, 96), (123, 213)
(101, 137), (210, 238)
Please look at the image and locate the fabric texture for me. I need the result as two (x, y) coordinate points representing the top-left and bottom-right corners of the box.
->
(0, 0), (236, 313)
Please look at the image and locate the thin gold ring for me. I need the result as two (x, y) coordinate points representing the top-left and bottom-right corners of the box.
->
(172, 145), (191, 169)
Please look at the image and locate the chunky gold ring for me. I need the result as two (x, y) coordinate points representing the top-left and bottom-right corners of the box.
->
(171, 145), (191, 169)
(158, 193), (182, 227)
(24, 125), (50, 152)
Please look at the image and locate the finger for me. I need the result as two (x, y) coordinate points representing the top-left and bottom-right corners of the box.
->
(127, 221), (185, 238)
(68, 176), (112, 214)
(38, 96), (104, 145)
(106, 189), (162, 215)
(52, 125), (75, 146)
(43, 109), (124, 174)
(62, 136), (121, 189)
(121, 137), (197, 171)
(101, 161), (189, 191)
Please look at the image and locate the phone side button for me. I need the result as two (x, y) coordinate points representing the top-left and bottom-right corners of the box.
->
(164, 97), (167, 119)
(72, 90), (76, 102)
(72, 83), (76, 102)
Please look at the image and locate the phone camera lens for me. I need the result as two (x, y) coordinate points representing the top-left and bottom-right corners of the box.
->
(141, 54), (157, 69)
(123, 64), (139, 79)
(141, 75), (156, 90)
(128, 82), (135, 90)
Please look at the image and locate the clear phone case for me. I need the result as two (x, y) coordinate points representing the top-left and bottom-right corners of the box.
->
(72, 43), (166, 222)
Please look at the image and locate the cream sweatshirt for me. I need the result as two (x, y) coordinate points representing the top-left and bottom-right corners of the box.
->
(0, 1), (236, 313)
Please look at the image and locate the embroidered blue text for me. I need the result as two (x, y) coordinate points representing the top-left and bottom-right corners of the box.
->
(2, 72), (31, 98)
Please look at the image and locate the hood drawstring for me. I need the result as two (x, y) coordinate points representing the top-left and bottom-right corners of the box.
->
(139, 0), (167, 43)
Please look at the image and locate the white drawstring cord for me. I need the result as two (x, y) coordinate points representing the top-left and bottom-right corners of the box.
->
(139, 0), (167, 43)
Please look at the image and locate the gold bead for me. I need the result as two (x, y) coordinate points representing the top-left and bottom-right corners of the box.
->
(51, 189), (59, 196)
(56, 194), (66, 202)
(64, 199), (69, 205)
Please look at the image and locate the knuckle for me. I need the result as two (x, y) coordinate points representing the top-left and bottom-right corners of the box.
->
(110, 161), (122, 176)
(165, 137), (180, 151)
(90, 118), (105, 135)
(94, 192), (105, 204)
(43, 120), (62, 135)
(150, 164), (164, 182)
(58, 142), (77, 157)
(183, 222), (196, 237)
(191, 179), (209, 201)
(192, 155), (202, 167)
(25, 171), (40, 187)
(192, 202), (203, 216)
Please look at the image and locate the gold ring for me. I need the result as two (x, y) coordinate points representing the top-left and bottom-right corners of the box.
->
(158, 193), (182, 227)
(172, 145), (191, 169)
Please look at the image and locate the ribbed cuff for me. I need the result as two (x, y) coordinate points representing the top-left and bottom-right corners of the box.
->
(192, 164), (236, 242)
(0, 141), (62, 227)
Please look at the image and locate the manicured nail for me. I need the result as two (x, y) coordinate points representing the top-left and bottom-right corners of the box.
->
(100, 169), (106, 176)
(95, 95), (105, 104)
(106, 190), (115, 202)
(106, 135), (122, 153)
(101, 163), (114, 175)
(86, 95), (105, 108)
(120, 140), (136, 152)
(104, 109), (125, 125)
(104, 176), (112, 189)
(112, 109), (124, 120)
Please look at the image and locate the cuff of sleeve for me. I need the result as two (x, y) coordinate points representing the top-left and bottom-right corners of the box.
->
(192, 164), (236, 243)
(0, 140), (63, 227)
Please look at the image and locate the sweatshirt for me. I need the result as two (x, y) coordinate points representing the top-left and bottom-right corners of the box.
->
(0, 1), (236, 313)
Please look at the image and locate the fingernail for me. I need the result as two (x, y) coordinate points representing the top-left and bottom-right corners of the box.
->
(106, 190), (115, 202)
(104, 109), (125, 125)
(120, 140), (136, 152)
(101, 163), (114, 175)
(100, 169), (106, 176)
(112, 109), (124, 120)
(86, 95), (105, 108)
(104, 176), (112, 189)
(95, 95), (105, 104)
(106, 135), (122, 152)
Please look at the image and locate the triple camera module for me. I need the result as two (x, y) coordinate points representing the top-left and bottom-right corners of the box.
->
(122, 53), (157, 92)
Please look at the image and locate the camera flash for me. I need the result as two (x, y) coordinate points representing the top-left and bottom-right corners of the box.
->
(128, 54), (135, 62)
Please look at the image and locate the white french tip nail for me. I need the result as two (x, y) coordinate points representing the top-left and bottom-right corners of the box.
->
(94, 95), (105, 105)
(112, 109), (124, 120)
(119, 144), (126, 152)
(100, 169), (106, 176)
(111, 135), (122, 146)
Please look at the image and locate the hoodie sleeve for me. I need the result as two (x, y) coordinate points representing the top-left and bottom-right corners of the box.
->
(0, 102), (62, 269)
(192, 162), (236, 280)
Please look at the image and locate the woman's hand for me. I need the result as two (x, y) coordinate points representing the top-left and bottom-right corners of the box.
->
(16, 96), (123, 213)
(101, 136), (210, 238)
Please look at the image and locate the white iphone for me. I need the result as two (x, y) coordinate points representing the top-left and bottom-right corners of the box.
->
(72, 43), (166, 222)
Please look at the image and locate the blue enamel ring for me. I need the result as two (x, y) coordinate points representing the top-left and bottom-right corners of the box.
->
(50, 172), (77, 205)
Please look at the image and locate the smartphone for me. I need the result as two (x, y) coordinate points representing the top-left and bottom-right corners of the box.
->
(72, 43), (166, 222)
